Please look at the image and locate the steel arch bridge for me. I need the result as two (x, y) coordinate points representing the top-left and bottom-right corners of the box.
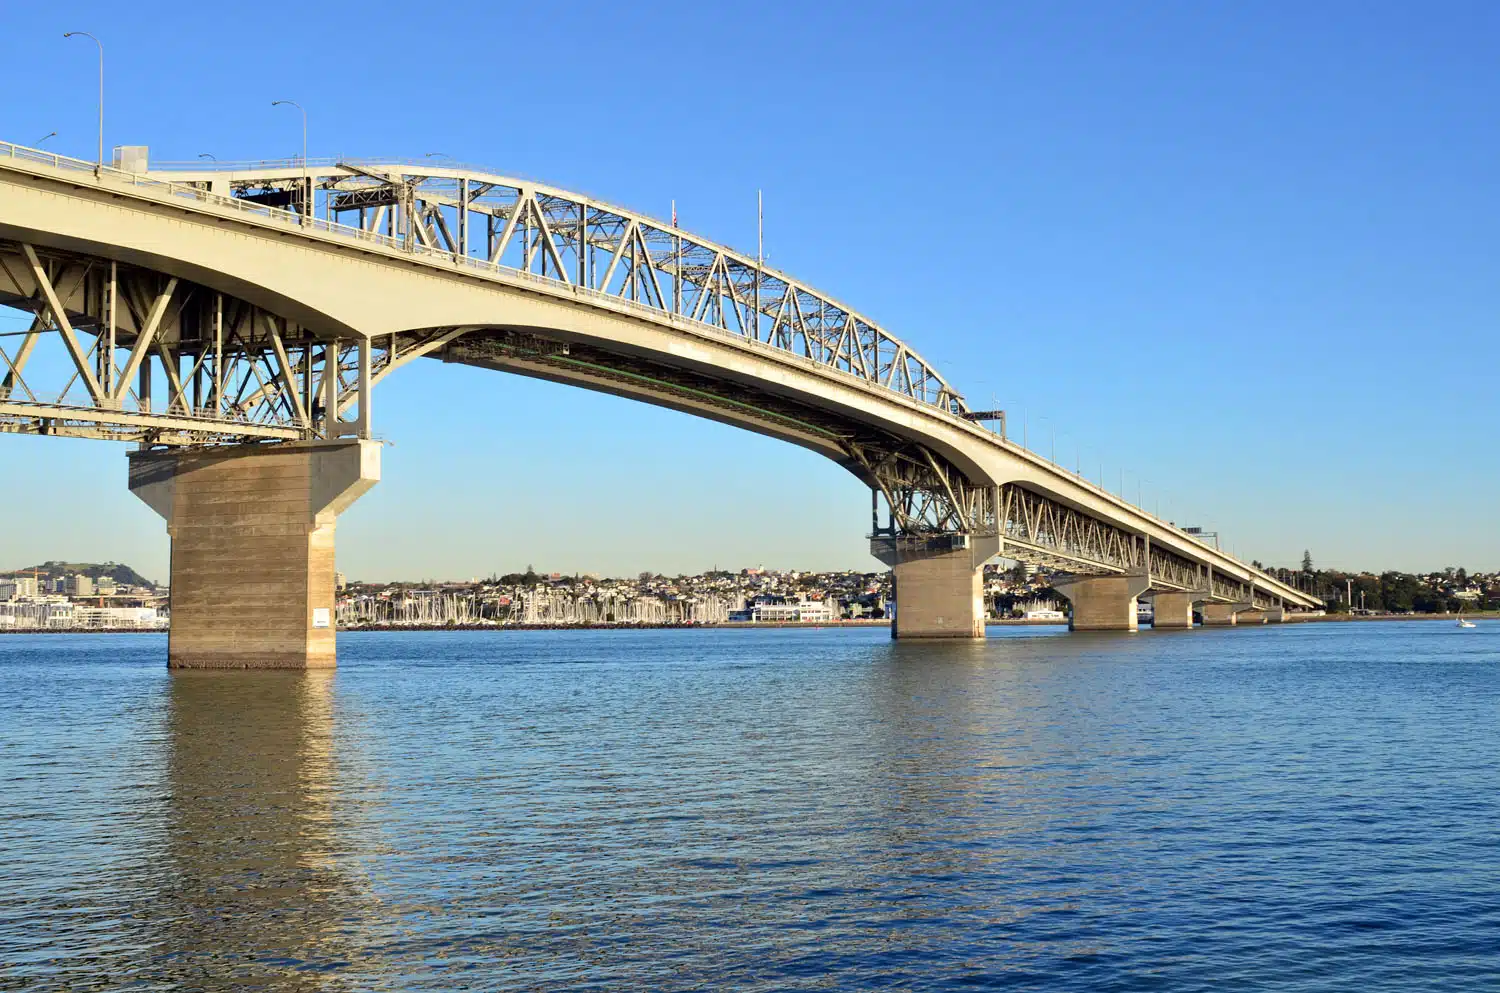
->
(0, 140), (1321, 616)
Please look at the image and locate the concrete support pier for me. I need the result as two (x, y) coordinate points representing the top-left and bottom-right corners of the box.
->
(1054, 573), (1151, 632)
(1151, 591), (1202, 629)
(1201, 602), (1251, 626)
(872, 535), (999, 639)
(129, 441), (381, 668)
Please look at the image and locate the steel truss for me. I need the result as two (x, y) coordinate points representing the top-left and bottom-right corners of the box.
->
(853, 441), (997, 537)
(852, 445), (1266, 599)
(139, 157), (967, 414)
(0, 240), (373, 445)
(1001, 485), (1274, 598)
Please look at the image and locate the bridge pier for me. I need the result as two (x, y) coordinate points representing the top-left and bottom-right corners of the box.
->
(129, 440), (380, 669)
(1054, 573), (1151, 632)
(1201, 602), (1252, 626)
(1151, 591), (1203, 629)
(872, 535), (999, 639)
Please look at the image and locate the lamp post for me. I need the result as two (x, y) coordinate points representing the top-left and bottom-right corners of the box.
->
(198, 152), (217, 163)
(272, 100), (308, 223)
(1034, 416), (1056, 464)
(63, 31), (103, 172)
(35, 132), (57, 147)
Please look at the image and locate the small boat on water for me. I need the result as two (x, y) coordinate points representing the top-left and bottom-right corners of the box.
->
(1458, 619), (1477, 629)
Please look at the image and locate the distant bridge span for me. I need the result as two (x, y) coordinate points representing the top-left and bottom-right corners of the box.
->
(0, 142), (1319, 664)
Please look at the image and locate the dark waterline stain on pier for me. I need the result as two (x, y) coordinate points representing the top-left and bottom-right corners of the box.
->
(3, 622), (1499, 990)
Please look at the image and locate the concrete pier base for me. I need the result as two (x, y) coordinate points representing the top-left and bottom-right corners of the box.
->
(1236, 609), (1268, 625)
(129, 440), (380, 669)
(1151, 591), (1202, 629)
(1201, 602), (1252, 626)
(1054, 572), (1151, 632)
(872, 535), (999, 639)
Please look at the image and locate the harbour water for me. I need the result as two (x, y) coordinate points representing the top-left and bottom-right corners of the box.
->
(3, 622), (1498, 990)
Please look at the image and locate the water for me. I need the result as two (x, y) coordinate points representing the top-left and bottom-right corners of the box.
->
(3, 622), (1499, 991)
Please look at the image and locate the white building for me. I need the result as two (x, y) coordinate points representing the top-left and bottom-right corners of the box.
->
(72, 606), (167, 629)
(742, 600), (839, 623)
(1022, 608), (1067, 620)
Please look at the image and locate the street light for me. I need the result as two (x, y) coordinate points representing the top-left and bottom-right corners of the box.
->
(34, 132), (57, 147)
(63, 31), (103, 171)
(1034, 416), (1057, 464)
(271, 99), (308, 223)
(198, 152), (217, 163)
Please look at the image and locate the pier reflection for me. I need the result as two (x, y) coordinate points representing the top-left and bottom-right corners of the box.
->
(161, 670), (365, 990)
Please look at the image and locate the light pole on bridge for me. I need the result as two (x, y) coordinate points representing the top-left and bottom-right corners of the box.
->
(62, 31), (103, 173)
(272, 99), (308, 225)
(1034, 416), (1057, 464)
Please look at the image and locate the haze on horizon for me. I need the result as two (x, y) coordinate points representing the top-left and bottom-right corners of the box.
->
(3, 0), (1496, 585)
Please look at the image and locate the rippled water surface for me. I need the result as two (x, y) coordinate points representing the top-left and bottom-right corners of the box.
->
(3, 622), (1500, 990)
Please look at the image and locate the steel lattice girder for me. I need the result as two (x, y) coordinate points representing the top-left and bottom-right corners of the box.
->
(0, 240), (376, 445)
(999, 484), (1266, 597)
(850, 461), (1262, 600)
(142, 159), (969, 415)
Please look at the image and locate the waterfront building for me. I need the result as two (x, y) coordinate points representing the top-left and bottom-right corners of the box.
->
(742, 600), (839, 623)
(1021, 607), (1067, 620)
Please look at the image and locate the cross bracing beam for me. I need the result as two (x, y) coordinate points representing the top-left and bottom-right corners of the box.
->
(0, 240), (375, 445)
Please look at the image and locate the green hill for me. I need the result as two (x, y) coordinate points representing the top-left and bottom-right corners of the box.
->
(3, 561), (158, 589)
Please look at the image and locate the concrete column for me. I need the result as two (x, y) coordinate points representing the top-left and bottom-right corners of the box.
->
(129, 440), (380, 669)
(1263, 607), (1286, 623)
(872, 535), (999, 639)
(1054, 572), (1151, 632)
(1201, 602), (1251, 626)
(1236, 609), (1268, 625)
(1151, 591), (1202, 629)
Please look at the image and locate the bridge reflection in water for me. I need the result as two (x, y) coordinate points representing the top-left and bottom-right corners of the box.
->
(159, 671), (364, 989)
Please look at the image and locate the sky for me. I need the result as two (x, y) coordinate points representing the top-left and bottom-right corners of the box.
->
(2, 0), (1497, 583)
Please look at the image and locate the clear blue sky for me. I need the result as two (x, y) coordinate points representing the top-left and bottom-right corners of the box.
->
(3, 0), (1496, 583)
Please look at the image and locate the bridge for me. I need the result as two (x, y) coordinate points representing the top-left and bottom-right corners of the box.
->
(0, 140), (1322, 666)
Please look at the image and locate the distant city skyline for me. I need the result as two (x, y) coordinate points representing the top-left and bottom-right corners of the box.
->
(5, 1), (1499, 577)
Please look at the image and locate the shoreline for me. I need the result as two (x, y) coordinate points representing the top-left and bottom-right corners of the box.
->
(1, 612), (1493, 636)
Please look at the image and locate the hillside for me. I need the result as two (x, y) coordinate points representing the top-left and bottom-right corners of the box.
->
(2, 561), (158, 589)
